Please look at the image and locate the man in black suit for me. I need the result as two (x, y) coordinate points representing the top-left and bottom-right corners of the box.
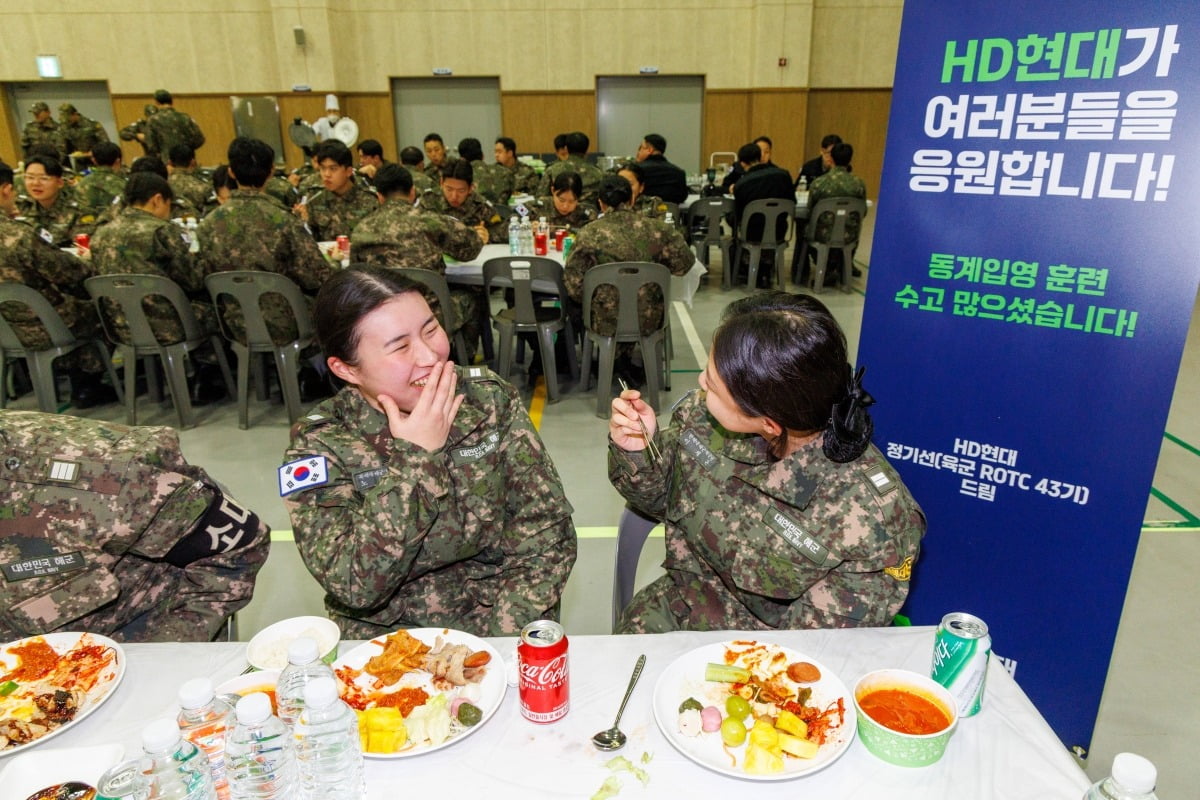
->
(731, 142), (794, 285)
(634, 133), (688, 204)
(796, 133), (843, 189)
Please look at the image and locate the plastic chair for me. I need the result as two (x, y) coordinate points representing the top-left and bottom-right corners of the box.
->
(611, 505), (662, 632)
(390, 268), (471, 365)
(204, 271), (315, 429)
(580, 262), (671, 418)
(0, 283), (123, 413)
(482, 256), (579, 403)
(793, 196), (868, 294)
(731, 198), (795, 290)
(684, 196), (734, 271)
(85, 274), (234, 429)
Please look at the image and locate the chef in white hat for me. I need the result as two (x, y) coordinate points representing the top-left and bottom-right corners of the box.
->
(311, 94), (343, 142)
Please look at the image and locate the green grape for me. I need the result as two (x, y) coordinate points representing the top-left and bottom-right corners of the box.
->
(720, 715), (748, 747)
(725, 694), (751, 720)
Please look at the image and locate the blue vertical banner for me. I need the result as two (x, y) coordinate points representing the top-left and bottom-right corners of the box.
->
(859, 2), (1200, 750)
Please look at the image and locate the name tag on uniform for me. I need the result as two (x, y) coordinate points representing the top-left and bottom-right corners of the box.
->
(450, 431), (500, 466)
(678, 429), (720, 472)
(2, 551), (86, 582)
(352, 467), (387, 491)
(765, 509), (836, 567)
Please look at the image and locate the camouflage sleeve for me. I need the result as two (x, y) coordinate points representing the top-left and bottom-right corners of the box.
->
(283, 222), (334, 292)
(435, 216), (484, 262)
(659, 224), (696, 276)
(482, 202), (509, 244)
(93, 122), (110, 144)
(31, 236), (91, 291)
(562, 243), (597, 304)
(283, 424), (459, 611)
(155, 223), (204, 293)
(607, 392), (693, 517)
(119, 122), (138, 142)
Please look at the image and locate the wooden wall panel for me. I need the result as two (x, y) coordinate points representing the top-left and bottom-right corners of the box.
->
(500, 93), (595, 157)
(805, 89), (892, 199)
(342, 94), (396, 160)
(0, 92), (18, 165)
(277, 94), (329, 168)
(748, 89), (808, 177)
(703, 92), (751, 173)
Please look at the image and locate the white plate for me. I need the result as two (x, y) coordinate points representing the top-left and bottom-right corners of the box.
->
(0, 742), (123, 798)
(332, 627), (505, 759)
(0, 632), (126, 758)
(652, 640), (856, 781)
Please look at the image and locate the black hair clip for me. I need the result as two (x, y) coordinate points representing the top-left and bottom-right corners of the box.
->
(823, 365), (875, 463)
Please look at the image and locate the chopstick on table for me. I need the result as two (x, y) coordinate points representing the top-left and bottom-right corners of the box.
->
(618, 377), (661, 464)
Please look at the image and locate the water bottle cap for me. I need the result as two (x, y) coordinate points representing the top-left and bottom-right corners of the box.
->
(287, 636), (320, 664)
(303, 675), (339, 708)
(1112, 752), (1156, 793)
(235, 691), (273, 724)
(141, 718), (182, 753)
(177, 677), (216, 709)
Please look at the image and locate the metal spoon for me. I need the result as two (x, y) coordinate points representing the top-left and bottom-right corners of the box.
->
(591, 654), (646, 751)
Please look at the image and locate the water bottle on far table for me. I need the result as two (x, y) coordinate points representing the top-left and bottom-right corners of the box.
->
(226, 692), (297, 800)
(508, 215), (520, 254)
(1084, 753), (1159, 800)
(141, 718), (218, 800)
(276, 637), (334, 729)
(798, 175), (808, 192)
(519, 217), (533, 256)
(177, 677), (234, 800)
(294, 676), (365, 800)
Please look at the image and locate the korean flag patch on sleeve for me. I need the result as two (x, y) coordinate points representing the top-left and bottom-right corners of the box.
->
(279, 455), (330, 496)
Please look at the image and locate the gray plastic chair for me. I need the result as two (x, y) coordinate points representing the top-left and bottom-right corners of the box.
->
(581, 262), (671, 418)
(732, 197), (795, 290)
(390, 268), (471, 366)
(611, 505), (662, 632)
(85, 274), (234, 429)
(482, 256), (578, 403)
(204, 271), (315, 429)
(685, 196), (734, 272)
(0, 283), (123, 413)
(794, 196), (868, 294)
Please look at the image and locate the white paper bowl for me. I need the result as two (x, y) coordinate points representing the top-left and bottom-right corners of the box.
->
(245, 616), (340, 671)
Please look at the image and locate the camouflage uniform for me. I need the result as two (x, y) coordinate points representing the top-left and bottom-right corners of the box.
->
(418, 188), (509, 244)
(807, 166), (867, 245)
(537, 155), (604, 204)
(632, 193), (670, 219)
(76, 166), (128, 216)
(0, 215), (104, 373)
(423, 161), (446, 184)
(59, 114), (109, 155)
(144, 106), (205, 162)
(20, 118), (65, 161)
(505, 160), (540, 195)
(90, 207), (214, 345)
(305, 183), (378, 241)
(264, 175), (298, 210)
(351, 197), (485, 347)
(0, 410), (269, 643)
(198, 189), (333, 344)
(16, 194), (96, 248)
(469, 159), (515, 205)
(406, 166), (437, 195)
(169, 168), (213, 212)
(612, 391), (926, 633)
(119, 105), (157, 158)
(282, 368), (577, 639)
(519, 195), (597, 230)
(563, 207), (694, 337)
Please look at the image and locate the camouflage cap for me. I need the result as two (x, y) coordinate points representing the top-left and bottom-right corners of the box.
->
(144, 104), (158, 116)
(59, 102), (78, 114)
(29, 101), (49, 114)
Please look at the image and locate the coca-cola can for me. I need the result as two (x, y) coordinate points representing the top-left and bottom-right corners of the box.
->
(74, 233), (90, 250)
(518, 619), (569, 723)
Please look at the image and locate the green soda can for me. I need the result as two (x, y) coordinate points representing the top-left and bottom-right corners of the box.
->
(562, 233), (575, 260)
(931, 611), (991, 717)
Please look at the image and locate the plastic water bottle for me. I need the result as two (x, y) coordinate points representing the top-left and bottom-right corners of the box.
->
(519, 217), (534, 256)
(178, 677), (234, 800)
(226, 693), (296, 800)
(294, 676), (364, 800)
(508, 216), (520, 254)
(1084, 753), (1158, 800)
(95, 759), (150, 800)
(141, 718), (217, 800)
(276, 637), (334, 729)
(798, 175), (808, 192)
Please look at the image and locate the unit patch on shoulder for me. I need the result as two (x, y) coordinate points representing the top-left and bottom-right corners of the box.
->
(863, 467), (897, 497)
(462, 366), (488, 381)
(884, 555), (914, 582)
(278, 455), (330, 496)
(47, 459), (80, 483)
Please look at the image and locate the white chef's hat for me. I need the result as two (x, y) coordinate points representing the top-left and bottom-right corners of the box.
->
(325, 94), (339, 111)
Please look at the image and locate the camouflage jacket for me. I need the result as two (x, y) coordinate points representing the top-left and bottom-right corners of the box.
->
(305, 182), (378, 241)
(537, 155), (604, 204)
(563, 207), (694, 336)
(423, 160), (446, 184)
(518, 195), (598, 230)
(61, 115), (109, 154)
(198, 190), (333, 344)
(418, 189), (509, 244)
(0, 410), (269, 642)
(470, 159), (515, 205)
(351, 197), (482, 272)
(264, 176), (298, 210)
(282, 370), (577, 639)
(16, 194), (97, 248)
(506, 160), (540, 195)
(632, 193), (670, 219)
(169, 168), (213, 212)
(806, 166), (867, 244)
(0, 215), (95, 350)
(610, 391), (925, 632)
(21, 119), (65, 160)
(76, 166), (128, 216)
(144, 107), (205, 160)
(406, 166), (437, 195)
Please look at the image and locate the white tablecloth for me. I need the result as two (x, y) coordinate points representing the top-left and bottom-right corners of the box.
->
(21, 628), (1088, 799)
(445, 244), (708, 307)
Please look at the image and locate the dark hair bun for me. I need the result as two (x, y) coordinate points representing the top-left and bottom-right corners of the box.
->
(822, 366), (875, 463)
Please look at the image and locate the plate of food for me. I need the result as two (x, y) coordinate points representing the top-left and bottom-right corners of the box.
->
(652, 639), (855, 780)
(332, 627), (505, 759)
(0, 633), (125, 757)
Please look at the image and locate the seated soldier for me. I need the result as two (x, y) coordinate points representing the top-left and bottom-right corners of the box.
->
(76, 141), (127, 216)
(0, 410), (270, 642)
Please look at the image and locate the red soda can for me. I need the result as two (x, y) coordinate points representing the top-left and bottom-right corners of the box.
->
(336, 235), (350, 258)
(554, 228), (566, 252)
(533, 228), (548, 256)
(74, 233), (90, 250)
(518, 619), (569, 723)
